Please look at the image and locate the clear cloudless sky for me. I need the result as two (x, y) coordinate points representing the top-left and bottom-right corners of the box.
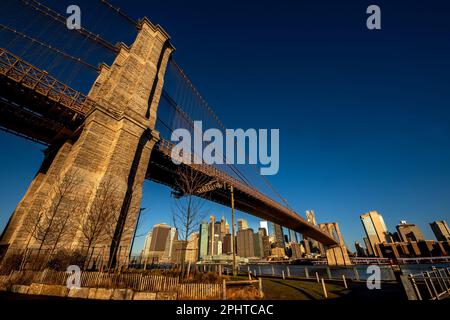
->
(1, 0), (450, 253)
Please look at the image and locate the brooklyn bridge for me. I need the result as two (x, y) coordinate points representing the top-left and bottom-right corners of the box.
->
(0, 0), (339, 268)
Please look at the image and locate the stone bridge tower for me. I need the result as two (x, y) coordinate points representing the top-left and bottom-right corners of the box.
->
(0, 18), (174, 268)
(319, 222), (352, 266)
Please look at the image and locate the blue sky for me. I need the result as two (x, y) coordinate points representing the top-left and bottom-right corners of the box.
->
(1, 0), (450, 253)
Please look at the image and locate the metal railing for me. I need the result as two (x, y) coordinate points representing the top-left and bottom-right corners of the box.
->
(0, 48), (95, 115)
(408, 267), (450, 300)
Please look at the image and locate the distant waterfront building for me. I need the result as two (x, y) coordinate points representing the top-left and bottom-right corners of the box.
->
(289, 230), (298, 243)
(213, 234), (222, 255)
(208, 215), (216, 256)
(354, 241), (367, 257)
(258, 228), (271, 258)
(363, 237), (374, 256)
(253, 231), (264, 258)
(185, 233), (199, 263)
(291, 242), (304, 260)
(222, 234), (232, 254)
(396, 221), (425, 242)
(171, 240), (187, 264)
(389, 232), (401, 243)
(220, 216), (227, 236)
(260, 221), (269, 236)
(237, 219), (248, 231)
(272, 223), (285, 249)
(271, 247), (286, 258)
(162, 227), (178, 262)
(143, 224), (172, 262)
(214, 222), (222, 239)
(142, 231), (152, 257)
(360, 211), (390, 257)
(430, 221), (450, 241)
(237, 228), (254, 257)
(198, 221), (209, 260)
(377, 240), (450, 259)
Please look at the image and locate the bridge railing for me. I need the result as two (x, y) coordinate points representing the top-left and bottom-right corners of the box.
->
(406, 267), (450, 300)
(0, 48), (94, 115)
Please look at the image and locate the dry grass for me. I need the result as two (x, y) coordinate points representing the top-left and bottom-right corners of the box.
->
(226, 285), (261, 300)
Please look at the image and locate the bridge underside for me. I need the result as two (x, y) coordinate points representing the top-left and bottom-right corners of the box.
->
(0, 74), (81, 145)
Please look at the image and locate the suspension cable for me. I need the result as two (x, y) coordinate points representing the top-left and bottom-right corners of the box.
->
(99, 0), (138, 26)
(21, 0), (118, 53)
(170, 59), (294, 211)
(160, 91), (254, 187)
(168, 61), (257, 188)
(0, 24), (99, 71)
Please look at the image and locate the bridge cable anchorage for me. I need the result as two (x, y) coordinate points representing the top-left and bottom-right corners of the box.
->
(0, 24), (99, 72)
(170, 59), (295, 211)
(160, 91), (254, 187)
(99, 0), (138, 26)
(21, 0), (119, 53)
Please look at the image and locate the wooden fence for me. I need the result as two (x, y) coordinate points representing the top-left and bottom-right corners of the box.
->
(1, 270), (222, 300)
(177, 283), (223, 300)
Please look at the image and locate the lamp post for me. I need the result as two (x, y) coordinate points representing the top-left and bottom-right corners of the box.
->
(230, 185), (237, 276)
(128, 207), (146, 265)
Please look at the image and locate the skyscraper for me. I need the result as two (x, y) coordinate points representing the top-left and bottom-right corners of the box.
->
(360, 211), (390, 256)
(209, 215), (216, 256)
(355, 241), (367, 257)
(222, 234), (232, 254)
(162, 227), (178, 262)
(198, 221), (209, 260)
(363, 237), (374, 256)
(143, 224), (172, 262)
(289, 229), (298, 243)
(220, 215), (227, 236)
(258, 227), (271, 258)
(272, 223), (285, 249)
(237, 228), (255, 257)
(237, 218), (248, 231)
(430, 221), (450, 241)
(396, 221), (425, 242)
(260, 221), (269, 235)
(142, 231), (152, 257)
(185, 233), (199, 263)
(290, 242), (304, 260)
(253, 231), (264, 258)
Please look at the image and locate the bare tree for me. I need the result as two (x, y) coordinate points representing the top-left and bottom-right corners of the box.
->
(22, 171), (81, 266)
(77, 176), (122, 269)
(172, 166), (209, 241)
